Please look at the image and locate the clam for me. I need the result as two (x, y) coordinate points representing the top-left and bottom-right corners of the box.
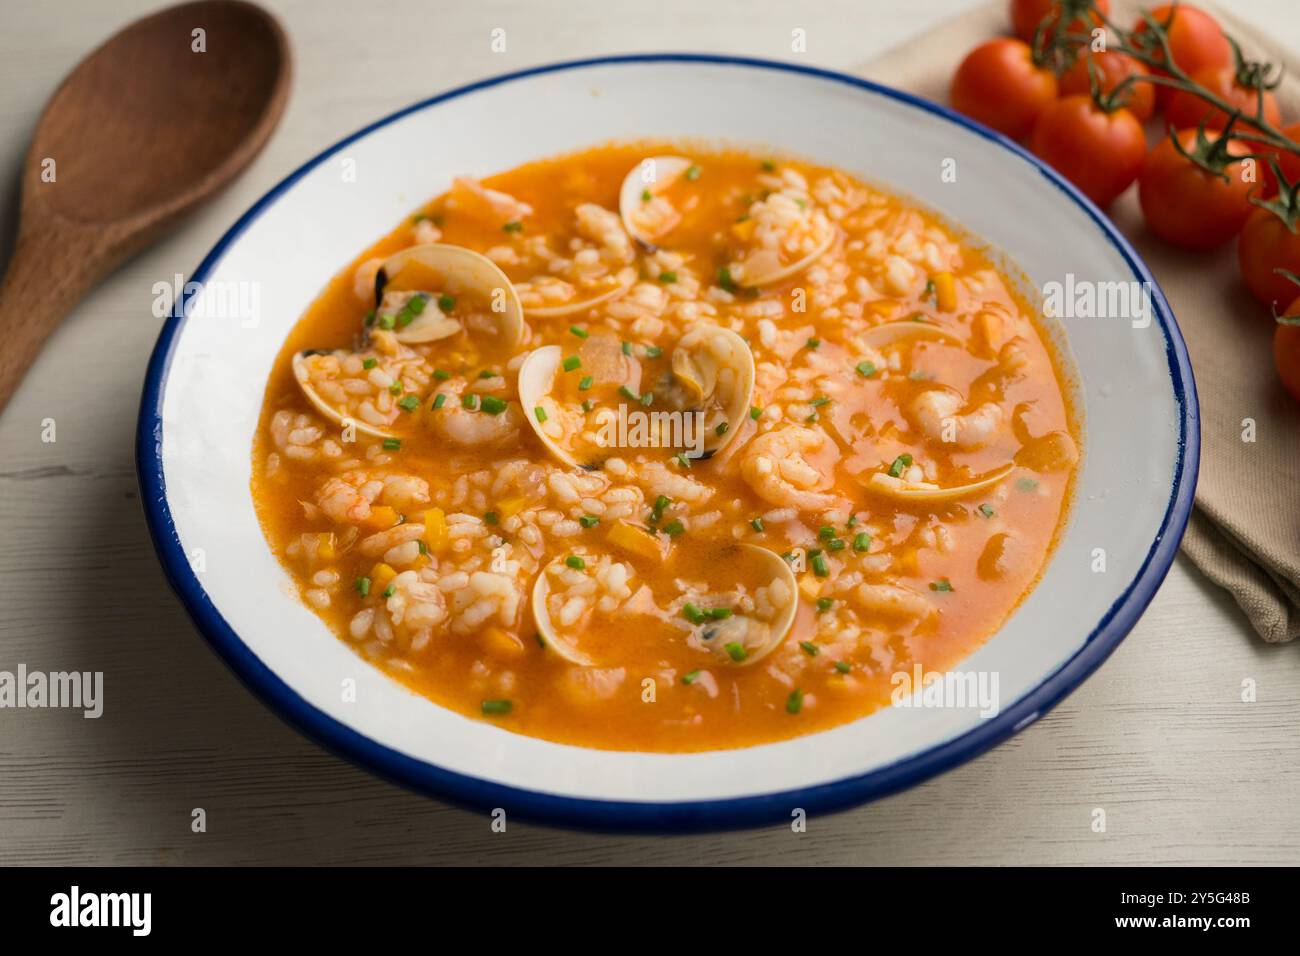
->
(861, 319), (963, 349)
(517, 345), (589, 469)
(374, 243), (524, 350)
(619, 155), (693, 248)
(865, 462), (1013, 503)
(292, 349), (395, 439)
(668, 325), (755, 457)
(519, 267), (636, 319)
(530, 544), (797, 668)
(689, 545), (799, 667)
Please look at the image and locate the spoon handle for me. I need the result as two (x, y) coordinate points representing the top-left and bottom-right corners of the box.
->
(0, 219), (118, 412)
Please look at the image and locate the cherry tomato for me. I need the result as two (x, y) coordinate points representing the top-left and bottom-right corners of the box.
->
(1010, 0), (1109, 46)
(1237, 207), (1300, 308)
(1132, 3), (1231, 109)
(1166, 64), (1282, 134)
(1258, 122), (1300, 197)
(1275, 305), (1300, 403)
(1060, 51), (1155, 122)
(951, 39), (1059, 140)
(1138, 129), (1254, 249)
(1030, 96), (1147, 207)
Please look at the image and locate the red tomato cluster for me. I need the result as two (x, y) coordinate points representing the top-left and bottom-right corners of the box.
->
(949, 1), (1300, 401)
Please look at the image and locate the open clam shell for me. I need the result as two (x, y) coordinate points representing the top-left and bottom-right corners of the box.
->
(530, 555), (600, 666)
(292, 350), (396, 439)
(670, 325), (755, 457)
(692, 545), (799, 667)
(861, 319), (963, 349)
(865, 462), (1013, 503)
(619, 155), (693, 248)
(519, 267), (637, 319)
(517, 345), (588, 469)
(375, 243), (525, 350)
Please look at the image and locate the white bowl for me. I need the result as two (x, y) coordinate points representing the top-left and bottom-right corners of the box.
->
(138, 55), (1197, 830)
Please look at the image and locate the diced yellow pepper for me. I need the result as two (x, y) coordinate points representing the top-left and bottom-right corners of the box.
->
(933, 272), (957, 312)
(607, 520), (663, 561)
(496, 496), (528, 519)
(799, 575), (822, 600)
(315, 532), (336, 561)
(365, 505), (399, 530)
(423, 507), (448, 553)
(370, 562), (397, 593)
(482, 626), (526, 659)
(731, 218), (756, 241)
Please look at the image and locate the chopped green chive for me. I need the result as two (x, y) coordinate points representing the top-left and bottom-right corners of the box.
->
(364, 310), (376, 327)
(619, 385), (639, 402)
(433, 369), (451, 381)
(354, 576), (371, 597)
(852, 531), (871, 552)
(888, 453), (913, 478)
(979, 503), (996, 518)
(761, 159), (777, 172)
(438, 293), (455, 312)
(362, 357), (378, 370)
(398, 394), (420, 412)
(658, 271), (677, 283)
(641, 188), (652, 202)
(806, 337), (820, 350)
(569, 325), (589, 339)
(786, 689), (804, 714)
(578, 375), (593, 391)
(685, 165), (701, 181)
(579, 514), (600, 528)
(480, 395), (508, 416)
(382, 583), (396, 598)
(749, 406), (762, 421)
(1017, 477), (1040, 492)
(827, 538), (845, 552)
(382, 438), (401, 451)
(751, 517), (764, 532)
(834, 661), (851, 674)
(377, 313), (396, 330)
(533, 406), (547, 423)
(812, 554), (829, 578)
(478, 369), (496, 379)
(645, 345), (663, 359)
(683, 603), (705, 624)
(581, 399), (594, 413)
(562, 355), (581, 372)
(461, 394), (479, 410)
(483, 511), (499, 525)
(388, 381), (403, 396)
(432, 393), (447, 410)
(502, 220), (523, 233)
(674, 453), (690, 469)
(717, 266), (737, 293)
(930, 578), (954, 592)
(621, 340), (632, 356)
(819, 526), (835, 540)
(640, 392), (654, 407)
(565, 555), (586, 570)
(800, 640), (819, 656)
(481, 699), (512, 715)
(715, 421), (729, 437)
(417, 539), (428, 556)
(681, 669), (702, 685)
(663, 519), (685, 537)
(725, 642), (747, 662)
(810, 396), (830, 407)
(708, 607), (733, 620)
(855, 360), (877, 378)
(407, 294), (427, 316)
(816, 598), (833, 614)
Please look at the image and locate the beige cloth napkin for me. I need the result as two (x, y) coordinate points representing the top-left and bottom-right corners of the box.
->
(860, 0), (1300, 642)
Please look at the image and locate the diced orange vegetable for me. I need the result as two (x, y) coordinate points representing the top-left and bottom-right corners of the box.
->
(933, 272), (957, 312)
(607, 520), (663, 561)
(315, 532), (337, 561)
(496, 496), (528, 519)
(365, 505), (399, 529)
(423, 507), (448, 552)
(370, 562), (397, 593)
(799, 575), (822, 600)
(482, 626), (526, 659)
(731, 218), (756, 241)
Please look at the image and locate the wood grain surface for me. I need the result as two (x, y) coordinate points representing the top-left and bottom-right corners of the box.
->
(1, 0), (1296, 865)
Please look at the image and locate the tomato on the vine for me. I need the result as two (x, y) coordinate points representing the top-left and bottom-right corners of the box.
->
(1166, 63), (1282, 134)
(1132, 3), (1231, 108)
(1238, 199), (1300, 308)
(951, 38), (1059, 140)
(1274, 303), (1300, 403)
(1010, 0), (1109, 47)
(1030, 96), (1146, 207)
(1060, 51), (1155, 122)
(1259, 122), (1300, 197)
(1138, 128), (1255, 249)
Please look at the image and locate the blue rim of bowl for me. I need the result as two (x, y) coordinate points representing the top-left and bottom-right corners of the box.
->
(136, 53), (1199, 833)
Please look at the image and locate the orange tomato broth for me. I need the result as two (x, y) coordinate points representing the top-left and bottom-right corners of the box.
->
(252, 141), (1079, 752)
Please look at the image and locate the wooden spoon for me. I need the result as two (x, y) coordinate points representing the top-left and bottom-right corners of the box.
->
(0, 0), (290, 411)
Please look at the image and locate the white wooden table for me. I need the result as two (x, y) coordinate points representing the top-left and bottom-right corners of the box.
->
(1, 0), (1296, 865)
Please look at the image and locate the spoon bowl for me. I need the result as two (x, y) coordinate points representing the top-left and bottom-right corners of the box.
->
(0, 0), (290, 411)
